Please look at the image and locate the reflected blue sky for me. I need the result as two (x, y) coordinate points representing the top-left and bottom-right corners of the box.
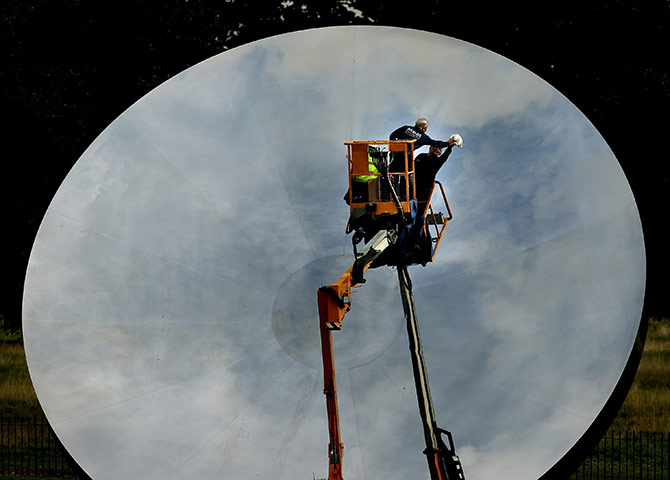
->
(23, 26), (644, 480)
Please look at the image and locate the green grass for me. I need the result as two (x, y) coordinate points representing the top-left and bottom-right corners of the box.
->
(0, 342), (42, 418)
(610, 317), (670, 432)
(0, 344), (79, 478)
(570, 431), (670, 479)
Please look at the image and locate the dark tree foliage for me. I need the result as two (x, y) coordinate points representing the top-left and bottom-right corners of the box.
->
(1, 0), (668, 330)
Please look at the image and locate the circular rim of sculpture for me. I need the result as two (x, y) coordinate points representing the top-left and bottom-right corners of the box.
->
(23, 26), (646, 480)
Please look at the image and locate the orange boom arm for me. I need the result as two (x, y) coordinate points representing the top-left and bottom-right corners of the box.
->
(315, 231), (392, 480)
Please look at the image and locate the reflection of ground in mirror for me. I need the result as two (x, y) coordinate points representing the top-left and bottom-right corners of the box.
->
(271, 254), (404, 370)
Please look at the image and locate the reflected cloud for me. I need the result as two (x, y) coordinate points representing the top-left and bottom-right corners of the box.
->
(23, 26), (644, 480)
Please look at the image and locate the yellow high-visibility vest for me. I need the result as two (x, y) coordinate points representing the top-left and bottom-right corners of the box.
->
(354, 154), (380, 182)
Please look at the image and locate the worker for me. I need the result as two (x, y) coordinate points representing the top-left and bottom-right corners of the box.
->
(390, 117), (453, 148)
(343, 146), (383, 205)
(389, 118), (453, 169)
(414, 134), (463, 206)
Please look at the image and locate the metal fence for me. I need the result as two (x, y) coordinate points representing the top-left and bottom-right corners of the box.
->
(0, 417), (78, 479)
(0, 416), (668, 479)
(570, 431), (670, 480)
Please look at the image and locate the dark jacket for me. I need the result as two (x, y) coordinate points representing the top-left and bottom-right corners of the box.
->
(389, 125), (451, 150)
(414, 146), (453, 202)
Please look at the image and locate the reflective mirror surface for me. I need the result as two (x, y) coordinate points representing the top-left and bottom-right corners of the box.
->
(23, 26), (645, 480)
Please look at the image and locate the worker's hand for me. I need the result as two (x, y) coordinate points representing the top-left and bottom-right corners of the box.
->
(449, 133), (463, 148)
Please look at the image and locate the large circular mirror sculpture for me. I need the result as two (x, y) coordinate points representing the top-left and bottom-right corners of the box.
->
(23, 26), (645, 480)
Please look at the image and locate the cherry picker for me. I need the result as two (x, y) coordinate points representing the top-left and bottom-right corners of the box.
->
(315, 139), (465, 480)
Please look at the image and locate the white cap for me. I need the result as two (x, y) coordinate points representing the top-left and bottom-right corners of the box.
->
(450, 133), (463, 148)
